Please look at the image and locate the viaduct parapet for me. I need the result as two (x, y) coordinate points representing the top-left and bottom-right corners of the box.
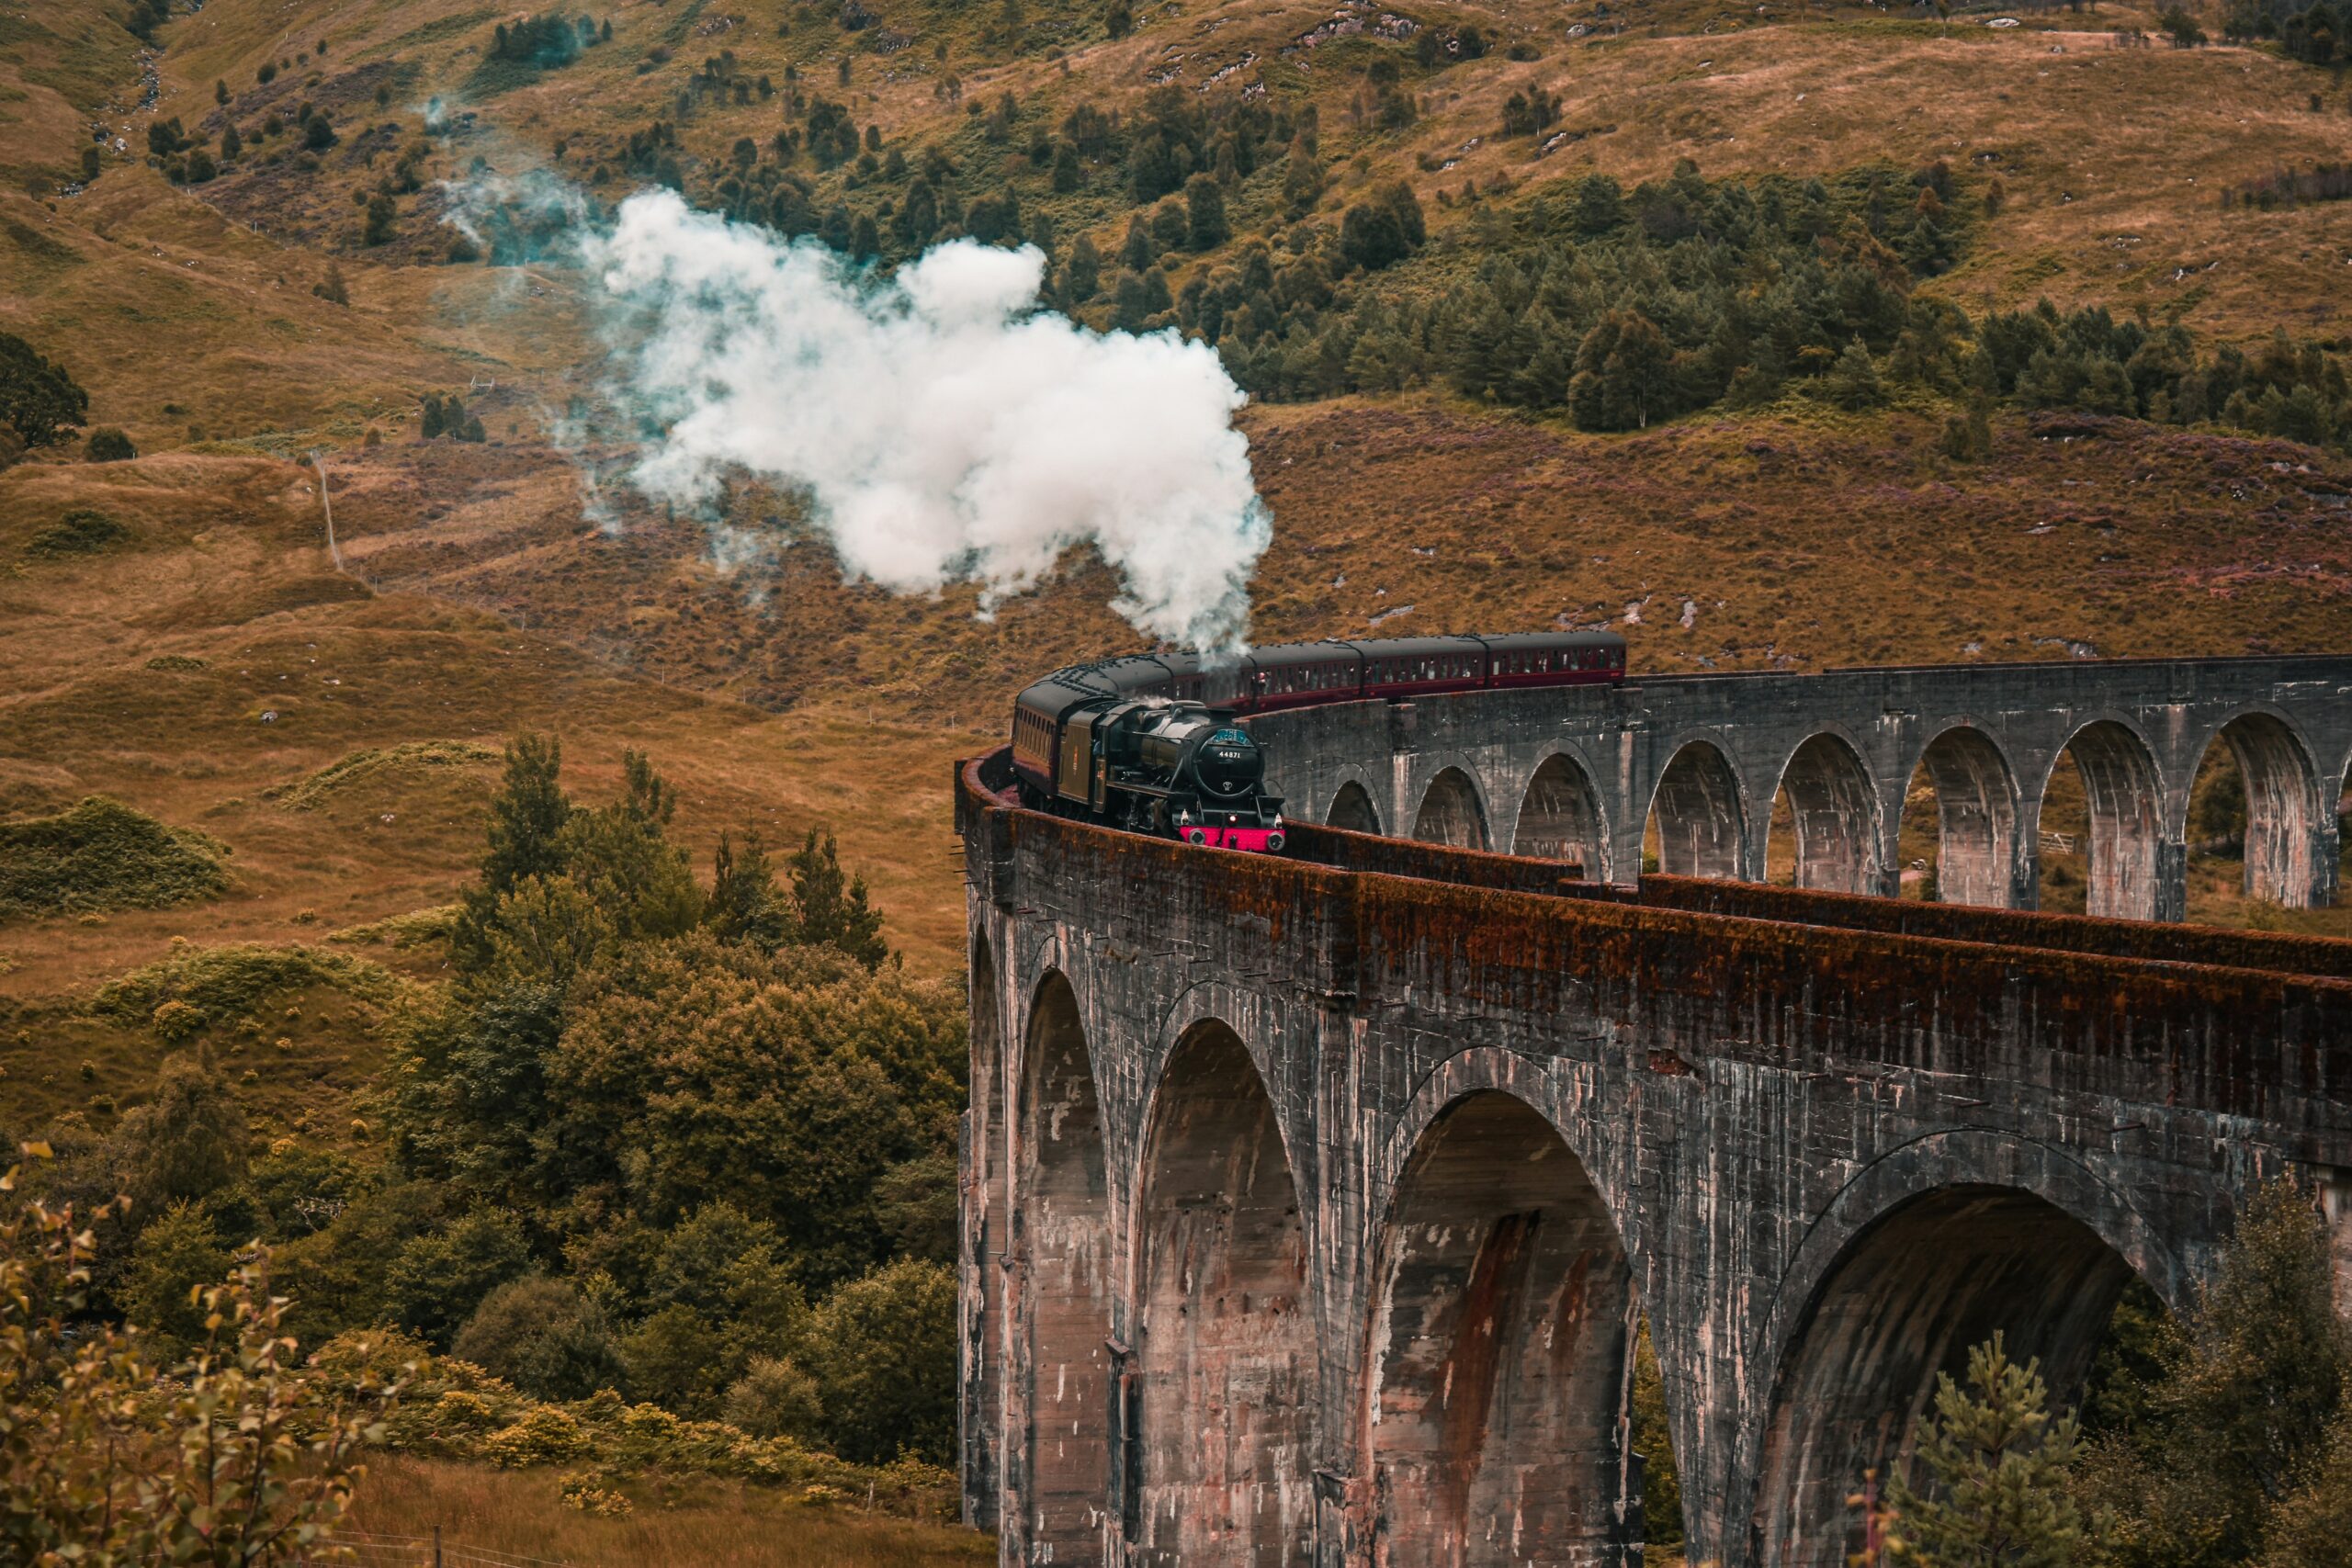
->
(958, 656), (2352, 1568)
(1250, 655), (2352, 919)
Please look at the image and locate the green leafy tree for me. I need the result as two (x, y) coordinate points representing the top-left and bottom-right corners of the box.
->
(2260, 1410), (2352, 1567)
(454, 734), (572, 970)
(806, 1258), (956, 1464)
(451, 1275), (626, 1401)
(1885, 1336), (2092, 1567)
(382, 1208), (533, 1348)
(121, 1200), (233, 1350)
(1105, 0), (1133, 39)
(363, 191), (398, 246)
(707, 830), (794, 950)
(621, 1303), (733, 1416)
(2079, 1180), (2350, 1568)
(1064, 232), (1102, 300)
(113, 1052), (246, 1211)
(1568, 310), (1676, 431)
(544, 937), (960, 1282)
(0, 1152), (404, 1565)
(0, 332), (90, 453)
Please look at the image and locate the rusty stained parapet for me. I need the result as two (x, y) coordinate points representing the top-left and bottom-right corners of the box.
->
(956, 746), (2352, 1568)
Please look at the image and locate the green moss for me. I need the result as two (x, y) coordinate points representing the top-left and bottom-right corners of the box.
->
(0, 796), (228, 920)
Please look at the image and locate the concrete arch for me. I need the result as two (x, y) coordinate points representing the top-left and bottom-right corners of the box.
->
(2190, 709), (2331, 909)
(1130, 1018), (1317, 1567)
(1362, 1089), (1644, 1566)
(2045, 716), (2167, 920)
(1018, 969), (1114, 1559)
(963, 931), (1010, 1530)
(1515, 749), (1611, 879)
(1773, 732), (1883, 896)
(1746, 1131), (2174, 1568)
(1650, 737), (1747, 880)
(1415, 764), (1493, 851)
(1907, 725), (2025, 909)
(1329, 777), (1384, 835)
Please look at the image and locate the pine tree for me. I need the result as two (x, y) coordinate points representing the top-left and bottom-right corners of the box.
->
(787, 830), (888, 968)
(481, 734), (573, 896)
(1826, 338), (1885, 411)
(1184, 172), (1229, 249)
(1120, 216), (1154, 271)
(1105, 0), (1133, 39)
(1884, 1336), (2092, 1568)
(1065, 233), (1102, 300)
(706, 831), (795, 951)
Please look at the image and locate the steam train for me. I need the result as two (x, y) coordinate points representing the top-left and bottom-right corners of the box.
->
(1011, 631), (1628, 852)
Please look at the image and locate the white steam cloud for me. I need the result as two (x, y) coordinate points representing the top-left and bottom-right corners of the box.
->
(580, 189), (1271, 654)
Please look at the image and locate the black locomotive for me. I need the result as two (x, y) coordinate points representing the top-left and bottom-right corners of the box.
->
(1011, 631), (1626, 854)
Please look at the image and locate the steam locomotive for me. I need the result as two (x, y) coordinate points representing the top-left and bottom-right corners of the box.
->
(1011, 631), (1627, 852)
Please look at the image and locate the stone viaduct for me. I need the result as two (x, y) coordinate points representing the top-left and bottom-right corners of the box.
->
(957, 655), (2352, 1568)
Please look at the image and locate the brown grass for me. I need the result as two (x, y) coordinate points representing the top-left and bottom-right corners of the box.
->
(343, 1456), (990, 1568)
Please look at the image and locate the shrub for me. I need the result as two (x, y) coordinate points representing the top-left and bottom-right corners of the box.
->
(25, 508), (127, 555)
(452, 1276), (627, 1402)
(0, 797), (227, 919)
(723, 1355), (825, 1441)
(1, 1191), (406, 1562)
(83, 428), (133, 462)
(113, 1052), (247, 1209)
(481, 1405), (589, 1467)
(805, 1258), (956, 1464)
(144, 654), (207, 671)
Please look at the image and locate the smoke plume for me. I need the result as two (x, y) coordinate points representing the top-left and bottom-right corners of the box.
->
(577, 189), (1271, 654)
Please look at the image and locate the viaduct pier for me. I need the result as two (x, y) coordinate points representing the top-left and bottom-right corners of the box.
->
(958, 654), (2352, 1568)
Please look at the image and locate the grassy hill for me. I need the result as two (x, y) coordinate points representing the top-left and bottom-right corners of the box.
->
(7, 0), (2352, 1552)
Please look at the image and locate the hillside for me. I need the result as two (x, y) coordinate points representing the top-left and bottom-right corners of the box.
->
(5, 0), (2351, 1105)
(9, 0), (2352, 1555)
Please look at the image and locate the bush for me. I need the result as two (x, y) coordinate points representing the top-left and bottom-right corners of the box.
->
(83, 427), (134, 462)
(804, 1258), (956, 1464)
(0, 797), (228, 920)
(25, 508), (127, 555)
(724, 1355), (825, 1440)
(453, 1275), (627, 1402)
(1, 1189), (405, 1562)
(481, 1405), (590, 1467)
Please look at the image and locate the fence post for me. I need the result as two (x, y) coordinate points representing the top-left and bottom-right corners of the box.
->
(434, 1525), (444, 1568)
